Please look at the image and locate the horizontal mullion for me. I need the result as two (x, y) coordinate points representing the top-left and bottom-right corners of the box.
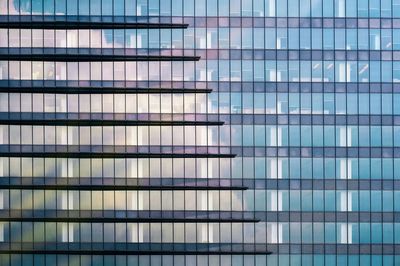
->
(0, 217), (260, 223)
(0, 210), (257, 219)
(0, 87), (212, 94)
(0, 184), (247, 191)
(0, 152), (236, 158)
(0, 21), (189, 29)
(2, 177), (248, 189)
(0, 119), (224, 126)
(0, 248), (272, 256)
(0, 54), (200, 62)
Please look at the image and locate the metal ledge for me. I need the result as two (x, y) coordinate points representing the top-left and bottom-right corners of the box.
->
(0, 249), (272, 256)
(0, 152), (236, 158)
(0, 184), (248, 191)
(0, 119), (224, 126)
(0, 217), (260, 223)
(0, 21), (189, 29)
(0, 54), (200, 62)
(0, 86), (213, 94)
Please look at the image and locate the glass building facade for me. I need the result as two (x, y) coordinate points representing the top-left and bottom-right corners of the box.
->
(0, 0), (400, 265)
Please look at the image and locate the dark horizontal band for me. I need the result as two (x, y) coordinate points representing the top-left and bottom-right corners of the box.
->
(0, 217), (260, 223)
(0, 54), (200, 62)
(2, 177), (249, 190)
(0, 86), (212, 94)
(0, 184), (247, 191)
(0, 119), (224, 126)
(0, 244), (272, 255)
(0, 251), (272, 256)
(0, 152), (236, 158)
(0, 21), (189, 29)
(0, 113), (222, 124)
(0, 210), (259, 221)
